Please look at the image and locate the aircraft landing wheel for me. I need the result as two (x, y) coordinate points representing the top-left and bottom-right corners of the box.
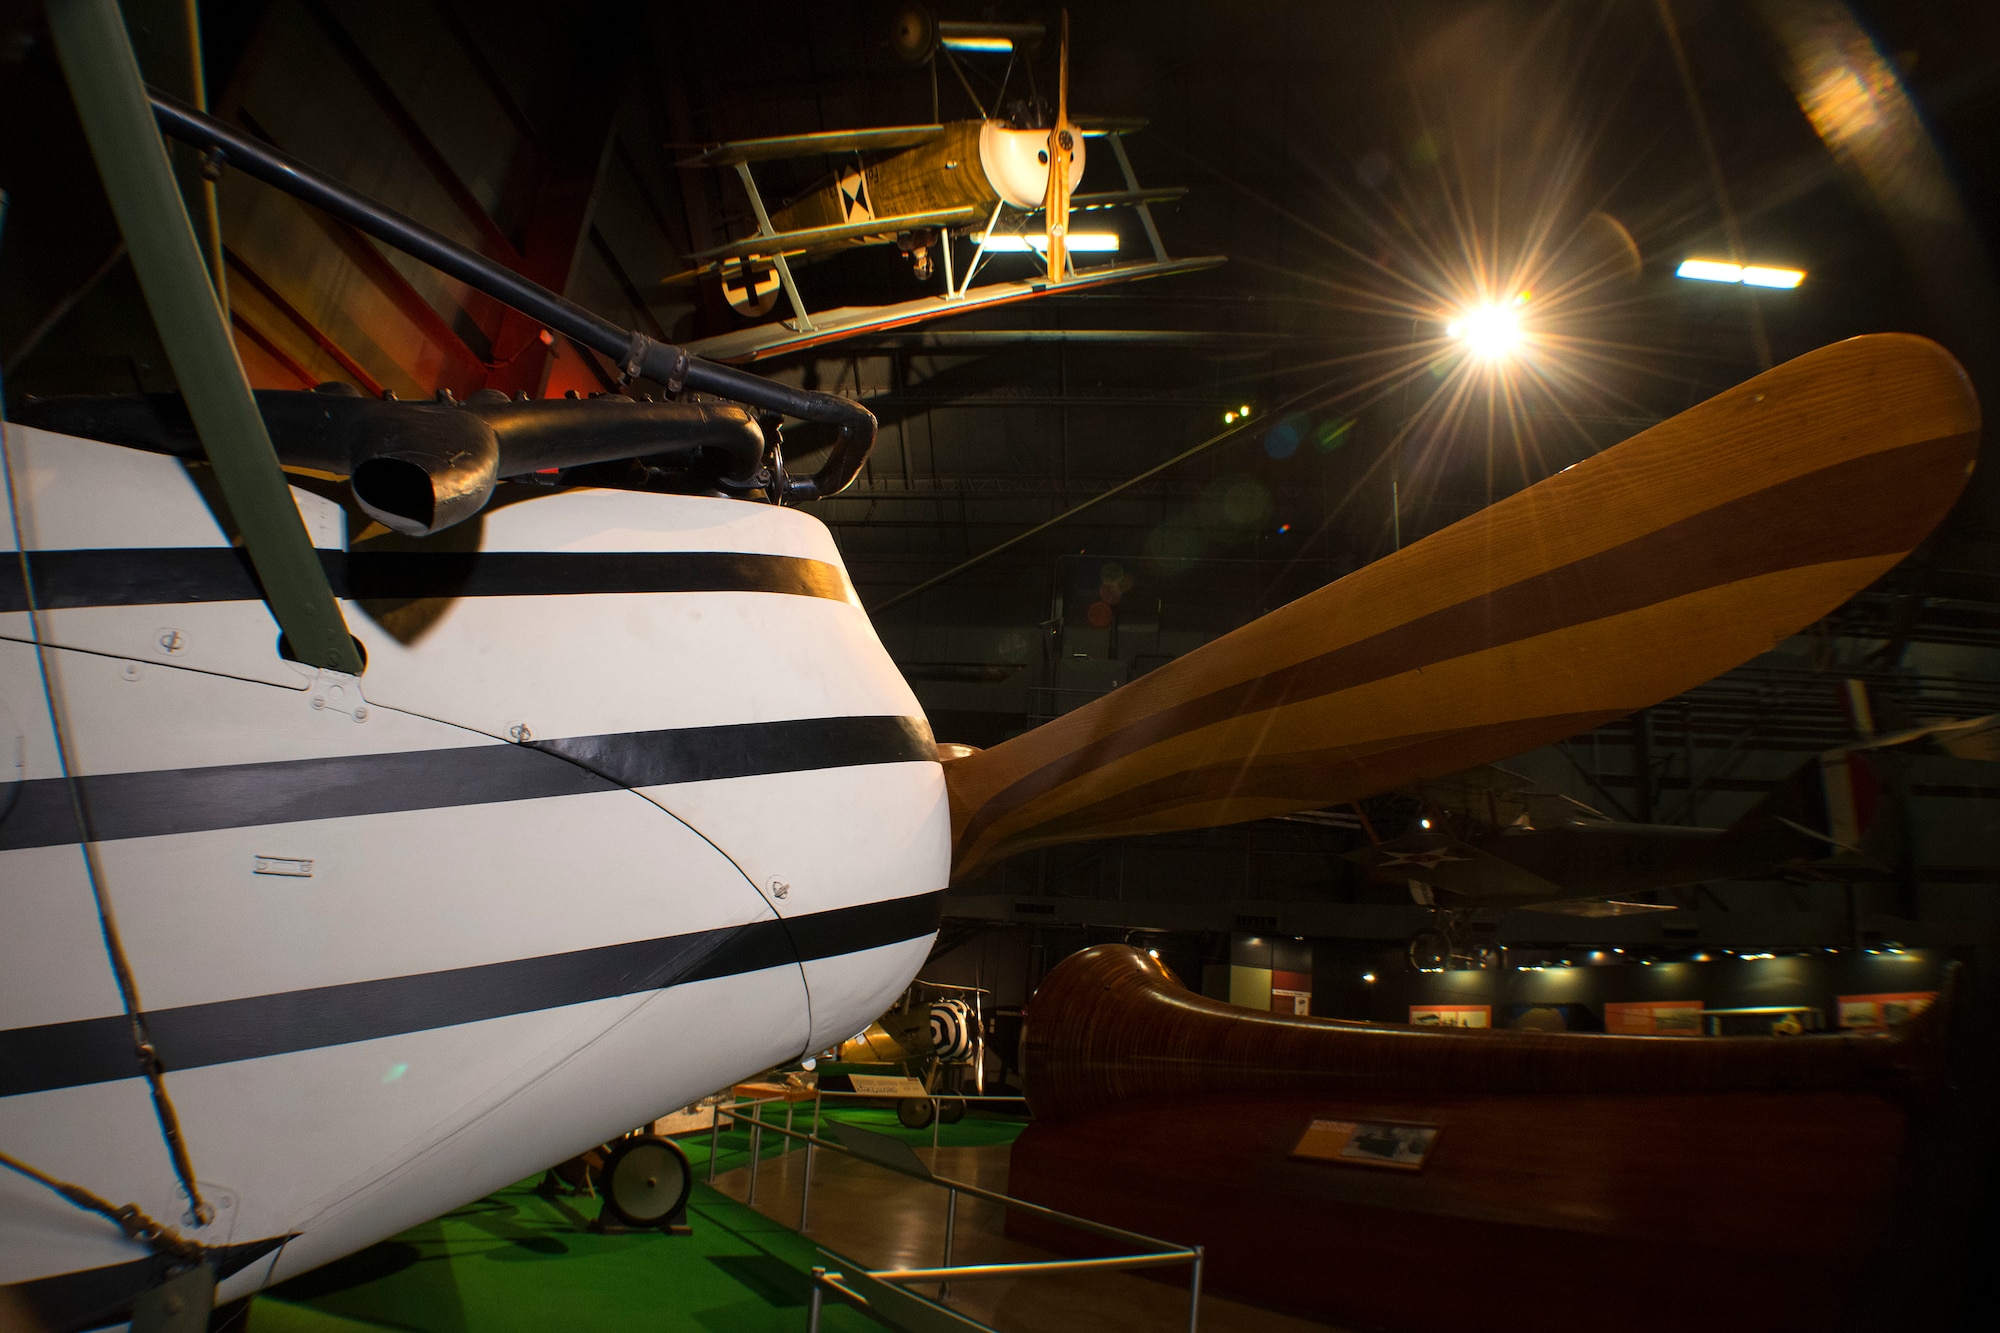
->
(1407, 929), (1451, 973)
(897, 1097), (936, 1130)
(939, 1097), (966, 1124)
(600, 1135), (691, 1229)
(1471, 942), (1504, 971)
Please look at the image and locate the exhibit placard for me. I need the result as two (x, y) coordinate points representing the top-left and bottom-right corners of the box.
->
(848, 1074), (929, 1097)
(1291, 1118), (1440, 1170)
(1409, 1004), (1489, 1028)
(1604, 1000), (1704, 1035)
(1837, 991), (1936, 1031)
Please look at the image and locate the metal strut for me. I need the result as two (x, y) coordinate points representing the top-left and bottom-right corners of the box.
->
(142, 90), (878, 502)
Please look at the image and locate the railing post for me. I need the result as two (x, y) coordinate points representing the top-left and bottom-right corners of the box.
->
(939, 1186), (958, 1301)
(708, 1099), (722, 1183)
(747, 1101), (763, 1206)
(807, 1267), (826, 1333)
(813, 1086), (823, 1139)
(784, 1099), (796, 1156)
(797, 1137), (815, 1232)
(1188, 1245), (1204, 1333)
(932, 1097), (941, 1153)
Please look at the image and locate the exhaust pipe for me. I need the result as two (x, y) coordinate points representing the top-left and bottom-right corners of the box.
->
(11, 387), (768, 536)
(341, 404), (500, 537)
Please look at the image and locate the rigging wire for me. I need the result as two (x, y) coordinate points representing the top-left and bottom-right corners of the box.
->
(867, 371), (1347, 614)
(0, 188), (215, 1236)
(0, 1149), (208, 1266)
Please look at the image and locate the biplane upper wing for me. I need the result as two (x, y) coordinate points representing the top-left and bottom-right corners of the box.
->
(677, 124), (946, 167)
(683, 253), (1226, 364)
(1408, 764), (1614, 831)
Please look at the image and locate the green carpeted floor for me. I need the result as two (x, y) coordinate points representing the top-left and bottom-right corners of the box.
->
(248, 1108), (1028, 1332)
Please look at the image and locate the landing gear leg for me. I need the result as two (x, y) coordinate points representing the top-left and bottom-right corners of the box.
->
(1406, 910), (1500, 972)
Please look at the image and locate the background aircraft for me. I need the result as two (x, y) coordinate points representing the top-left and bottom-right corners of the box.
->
(1341, 712), (2000, 969)
(667, 10), (1223, 364)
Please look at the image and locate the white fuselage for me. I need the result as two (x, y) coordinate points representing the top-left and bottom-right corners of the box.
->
(0, 426), (948, 1319)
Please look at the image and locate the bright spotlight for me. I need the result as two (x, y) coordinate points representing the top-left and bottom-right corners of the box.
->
(1446, 296), (1525, 360)
(974, 232), (1120, 253)
(1676, 258), (1806, 289)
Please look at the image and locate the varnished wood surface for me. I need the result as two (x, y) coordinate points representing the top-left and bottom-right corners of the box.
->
(1008, 1089), (1906, 1332)
(1022, 946), (1945, 1124)
(946, 334), (1979, 876)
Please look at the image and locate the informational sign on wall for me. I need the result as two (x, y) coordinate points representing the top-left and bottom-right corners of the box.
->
(1837, 991), (1937, 1031)
(1409, 1004), (1490, 1028)
(1290, 1118), (1440, 1171)
(1604, 1000), (1704, 1035)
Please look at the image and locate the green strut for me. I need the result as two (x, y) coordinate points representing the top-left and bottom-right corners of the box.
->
(47, 0), (363, 674)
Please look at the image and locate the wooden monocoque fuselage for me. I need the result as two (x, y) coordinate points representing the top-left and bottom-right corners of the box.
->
(0, 427), (949, 1318)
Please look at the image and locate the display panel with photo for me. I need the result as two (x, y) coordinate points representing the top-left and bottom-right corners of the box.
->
(1838, 991), (1936, 1031)
(1291, 1118), (1441, 1171)
(1409, 1004), (1490, 1028)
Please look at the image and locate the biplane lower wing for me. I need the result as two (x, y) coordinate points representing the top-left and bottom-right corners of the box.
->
(677, 124), (946, 168)
(684, 254), (1227, 364)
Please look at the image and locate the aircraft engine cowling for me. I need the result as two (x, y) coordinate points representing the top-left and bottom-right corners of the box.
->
(978, 121), (1082, 210)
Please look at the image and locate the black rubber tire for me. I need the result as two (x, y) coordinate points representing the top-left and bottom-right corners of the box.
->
(897, 1096), (936, 1130)
(1472, 942), (1504, 971)
(1407, 928), (1451, 973)
(938, 1097), (966, 1124)
(600, 1135), (691, 1228)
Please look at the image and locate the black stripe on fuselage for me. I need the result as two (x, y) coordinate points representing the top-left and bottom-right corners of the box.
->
(0, 547), (855, 611)
(0, 714), (935, 851)
(0, 890), (943, 1098)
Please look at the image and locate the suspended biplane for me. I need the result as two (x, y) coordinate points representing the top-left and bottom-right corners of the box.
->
(0, 3), (1981, 1328)
(668, 11), (1224, 364)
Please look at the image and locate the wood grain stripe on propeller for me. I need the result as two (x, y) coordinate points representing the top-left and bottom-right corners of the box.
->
(1014, 710), (1627, 849)
(999, 559), (1889, 851)
(954, 437), (1967, 867)
(947, 333), (1979, 876)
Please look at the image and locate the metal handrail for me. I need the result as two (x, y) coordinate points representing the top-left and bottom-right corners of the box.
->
(700, 1093), (1203, 1332)
(870, 1254), (1196, 1282)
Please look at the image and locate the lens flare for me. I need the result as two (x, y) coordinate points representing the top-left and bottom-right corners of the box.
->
(1446, 296), (1526, 360)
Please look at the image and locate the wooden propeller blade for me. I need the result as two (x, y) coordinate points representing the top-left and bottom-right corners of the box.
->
(944, 334), (1979, 879)
(1045, 9), (1073, 279)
